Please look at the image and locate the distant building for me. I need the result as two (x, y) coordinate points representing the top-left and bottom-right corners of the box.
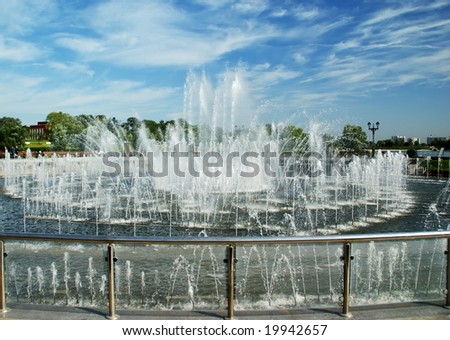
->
(409, 137), (421, 145)
(29, 121), (49, 140)
(427, 135), (448, 145)
(391, 135), (407, 144)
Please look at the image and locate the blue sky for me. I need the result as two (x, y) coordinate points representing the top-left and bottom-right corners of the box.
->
(1, 0), (449, 141)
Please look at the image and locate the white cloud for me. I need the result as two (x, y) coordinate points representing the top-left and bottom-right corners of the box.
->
(271, 8), (288, 18)
(0, 0), (58, 35)
(293, 52), (307, 64)
(293, 4), (320, 20)
(405, 47), (450, 77)
(334, 39), (360, 51)
(0, 35), (43, 61)
(0, 70), (180, 124)
(51, 0), (281, 67)
(192, 0), (232, 9)
(386, 18), (450, 44)
(1, 0), (449, 133)
(232, 0), (269, 14)
(253, 63), (271, 71)
(316, 1), (450, 95)
(0, 73), (46, 90)
(395, 73), (424, 85)
(254, 65), (301, 86)
(363, 1), (449, 27)
(56, 81), (175, 108)
(55, 34), (107, 55)
(0, 73), (50, 122)
(46, 61), (95, 77)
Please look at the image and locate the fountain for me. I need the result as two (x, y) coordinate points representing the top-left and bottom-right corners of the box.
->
(0, 68), (449, 312)
(1, 71), (410, 237)
(5, 142), (409, 237)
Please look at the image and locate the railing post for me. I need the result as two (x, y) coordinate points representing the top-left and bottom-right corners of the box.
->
(446, 238), (450, 308)
(0, 240), (7, 314)
(106, 243), (118, 319)
(341, 242), (352, 318)
(226, 245), (235, 320)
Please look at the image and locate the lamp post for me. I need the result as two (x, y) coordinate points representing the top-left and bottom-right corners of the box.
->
(367, 122), (379, 157)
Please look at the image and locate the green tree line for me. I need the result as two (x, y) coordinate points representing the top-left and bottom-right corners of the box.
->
(1, 112), (376, 156)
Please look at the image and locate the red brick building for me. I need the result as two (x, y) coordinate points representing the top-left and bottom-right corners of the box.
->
(29, 121), (49, 140)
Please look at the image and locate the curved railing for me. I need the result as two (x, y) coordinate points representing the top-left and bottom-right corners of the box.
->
(1, 230), (449, 319)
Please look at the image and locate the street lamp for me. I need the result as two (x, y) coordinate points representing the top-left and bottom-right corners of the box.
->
(367, 122), (380, 157)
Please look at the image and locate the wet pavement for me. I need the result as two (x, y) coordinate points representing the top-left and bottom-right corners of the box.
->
(1, 300), (449, 320)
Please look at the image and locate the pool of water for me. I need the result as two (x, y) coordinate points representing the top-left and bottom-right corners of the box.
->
(1, 177), (449, 311)
(1, 176), (448, 236)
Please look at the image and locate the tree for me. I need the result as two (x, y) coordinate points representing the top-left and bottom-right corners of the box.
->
(121, 117), (142, 148)
(376, 139), (394, 148)
(0, 117), (28, 154)
(144, 119), (165, 141)
(336, 124), (368, 155)
(160, 120), (175, 136)
(46, 112), (84, 150)
(280, 125), (308, 152)
(76, 114), (95, 128)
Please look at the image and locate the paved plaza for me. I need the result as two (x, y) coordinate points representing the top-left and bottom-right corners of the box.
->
(1, 300), (449, 320)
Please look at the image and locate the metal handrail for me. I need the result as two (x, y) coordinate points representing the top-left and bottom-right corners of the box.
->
(1, 230), (450, 244)
(1, 230), (450, 319)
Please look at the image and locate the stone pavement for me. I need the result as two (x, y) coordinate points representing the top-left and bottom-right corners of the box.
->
(1, 300), (449, 320)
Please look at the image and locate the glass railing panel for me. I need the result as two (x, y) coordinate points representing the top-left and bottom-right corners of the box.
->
(235, 243), (343, 310)
(350, 238), (447, 305)
(113, 244), (227, 311)
(1, 233), (448, 316)
(4, 241), (105, 307)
